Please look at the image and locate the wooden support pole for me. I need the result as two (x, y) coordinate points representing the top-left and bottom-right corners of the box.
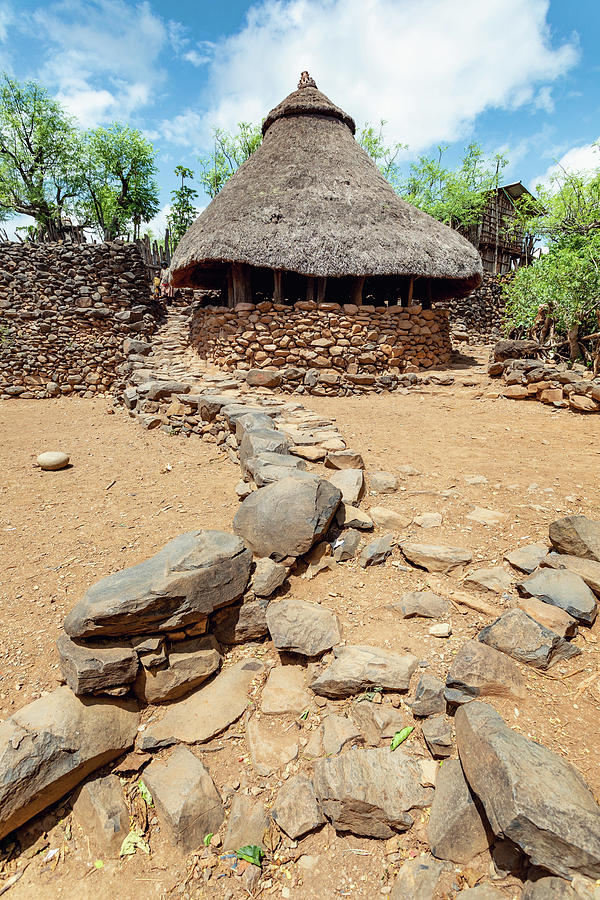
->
(231, 262), (251, 305)
(350, 275), (365, 306)
(306, 276), (315, 302)
(316, 276), (327, 304)
(407, 276), (414, 306)
(226, 268), (234, 308)
(273, 270), (283, 303)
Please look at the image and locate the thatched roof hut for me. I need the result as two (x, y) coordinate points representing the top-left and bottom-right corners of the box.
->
(170, 73), (482, 307)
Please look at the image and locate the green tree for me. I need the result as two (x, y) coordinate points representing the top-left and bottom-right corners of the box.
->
(503, 147), (600, 366)
(357, 120), (406, 190)
(198, 122), (263, 198)
(401, 143), (508, 231)
(0, 73), (79, 235)
(75, 123), (160, 240)
(167, 165), (199, 246)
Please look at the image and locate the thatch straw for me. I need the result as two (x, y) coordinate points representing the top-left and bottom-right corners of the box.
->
(170, 76), (482, 298)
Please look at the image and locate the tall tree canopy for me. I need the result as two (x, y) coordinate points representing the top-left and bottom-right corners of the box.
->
(167, 165), (199, 246)
(0, 73), (160, 240)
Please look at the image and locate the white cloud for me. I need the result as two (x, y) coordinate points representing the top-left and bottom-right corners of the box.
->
(160, 0), (577, 150)
(30, 0), (168, 127)
(535, 138), (600, 188)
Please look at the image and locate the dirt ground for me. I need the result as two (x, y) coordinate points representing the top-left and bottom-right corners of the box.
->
(2, 347), (600, 899)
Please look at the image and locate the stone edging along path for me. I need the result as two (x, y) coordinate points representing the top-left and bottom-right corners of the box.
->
(3, 381), (600, 896)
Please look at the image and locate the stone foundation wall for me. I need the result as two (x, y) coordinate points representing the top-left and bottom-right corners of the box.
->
(444, 272), (505, 337)
(0, 241), (160, 399)
(190, 300), (452, 394)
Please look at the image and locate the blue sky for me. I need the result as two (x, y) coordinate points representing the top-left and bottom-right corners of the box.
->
(2, 0), (599, 236)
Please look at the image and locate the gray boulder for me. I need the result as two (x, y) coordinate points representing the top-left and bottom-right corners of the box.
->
(370, 471), (398, 493)
(522, 877), (580, 899)
(549, 516), (600, 562)
(517, 568), (597, 625)
(143, 746), (224, 852)
(359, 533), (394, 568)
(252, 558), (287, 597)
(428, 759), (491, 863)
(410, 673), (446, 717)
(541, 552), (600, 596)
(327, 468), (364, 505)
(72, 774), (129, 857)
(351, 700), (407, 746)
(445, 640), (526, 705)
(517, 596), (578, 639)
(64, 531), (252, 639)
(56, 633), (138, 695)
(212, 599), (269, 644)
(400, 542), (472, 572)
(313, 747), (432, 837)
(233, 477), (342, 561)
(235, 412), (276, 441)
(145, 380), (191, 401)
(273, 775), (325, 839)
(239, 428), (291, 468)
(305, 714), (363, 758)
(333, 529), (362, 561)
(311, 645), (418, 698)
(456, 700), (600, 879)
(0, 687), (138, 839)
(505, 543), (549, 574)
(422, 716), (453, 758)
(244, 458), (317, 487)
(389, 854), (445, 900)
(133, 636), (222, 703)
(478, 609), (580, 669)
(266, 597), (342, 656)
(395, 591), (449, 619)
(223, 795), (269, 851)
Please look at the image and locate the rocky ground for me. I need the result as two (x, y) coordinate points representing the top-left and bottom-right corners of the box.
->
(1, 344), (600, 900)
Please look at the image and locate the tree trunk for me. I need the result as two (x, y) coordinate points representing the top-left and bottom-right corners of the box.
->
(350, 276), (365, 306)
(567, 323), (580, 362)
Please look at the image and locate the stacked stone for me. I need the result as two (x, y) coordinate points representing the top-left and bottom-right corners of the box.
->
(489, 357), (600, 413)
(444, 272), (505, 337)
(0, 240), (159, 399)
(189, 300), (452, 390)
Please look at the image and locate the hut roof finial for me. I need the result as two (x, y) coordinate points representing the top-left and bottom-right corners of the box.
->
(298, 71), (317, 89)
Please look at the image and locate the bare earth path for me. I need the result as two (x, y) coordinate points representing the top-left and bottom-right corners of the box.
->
(1, 356), (600, 898)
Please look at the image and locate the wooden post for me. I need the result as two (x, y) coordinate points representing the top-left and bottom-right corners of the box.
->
(306, 276), (315, 302)
(231, 262), (251, 305)
(316, 276), (327, 303)
(273, 270), (283, 303)
(350, 275), (365, 306)
(407, 276), (414, 306)
(226, 268), (234, 308)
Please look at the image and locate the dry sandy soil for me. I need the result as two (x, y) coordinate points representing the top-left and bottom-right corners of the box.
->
(1, 348), (600, 899)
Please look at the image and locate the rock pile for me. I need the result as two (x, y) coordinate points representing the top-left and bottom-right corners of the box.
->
(444, 272), (506, 339)
(0, 240), (160, 399)
(489, 350), (600, 414)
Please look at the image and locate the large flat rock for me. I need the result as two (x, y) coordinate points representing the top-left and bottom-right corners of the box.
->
(517, 568), (597, 625)
(389, 854), (445, 900)
(0, 687), (139, 840)
(273, 775), (325, 839)
(139, 658), (264, 750)
(541, 552), (600, 596)
(266, 597), (342, 656)
(72, 774), (130, 857)
(549, 516), (600, 562)
(400, 542), (473, 572)
(311, 645), (418, 698)
(261, 665), (312, 715)
(456, 700), (600, 879)
(313, 747), (433, 838)
(505, 543), (549, 574)
(233, 477), (342, 561)
(64, 531), (252, 639)
(326, 468), (364, 505)
(477, 609), (580, 670)
(445, 640), (526, 705)
(222, 795), (269, 851)
(239, 428), (291, 469)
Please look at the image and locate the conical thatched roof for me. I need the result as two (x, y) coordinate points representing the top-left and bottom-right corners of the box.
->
(170, 74), (482, 298)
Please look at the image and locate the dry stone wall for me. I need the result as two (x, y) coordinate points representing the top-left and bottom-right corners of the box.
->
(444, 272), (505, 337)
(0, 240), (159, 400)
(190, 300), (452, 394)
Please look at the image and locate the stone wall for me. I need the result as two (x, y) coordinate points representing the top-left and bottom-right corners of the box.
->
(0, 241), (159, 399)
(190, 300), (452, 394)
(444, 272), (505, 337)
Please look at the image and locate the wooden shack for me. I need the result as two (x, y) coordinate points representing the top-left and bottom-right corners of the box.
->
(462, 182), (536, 275)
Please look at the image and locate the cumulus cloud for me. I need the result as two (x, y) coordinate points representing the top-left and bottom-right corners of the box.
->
(30, 0), (168, 127)
(160, 0), (578, 150)
(535, 138), (600, 188)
